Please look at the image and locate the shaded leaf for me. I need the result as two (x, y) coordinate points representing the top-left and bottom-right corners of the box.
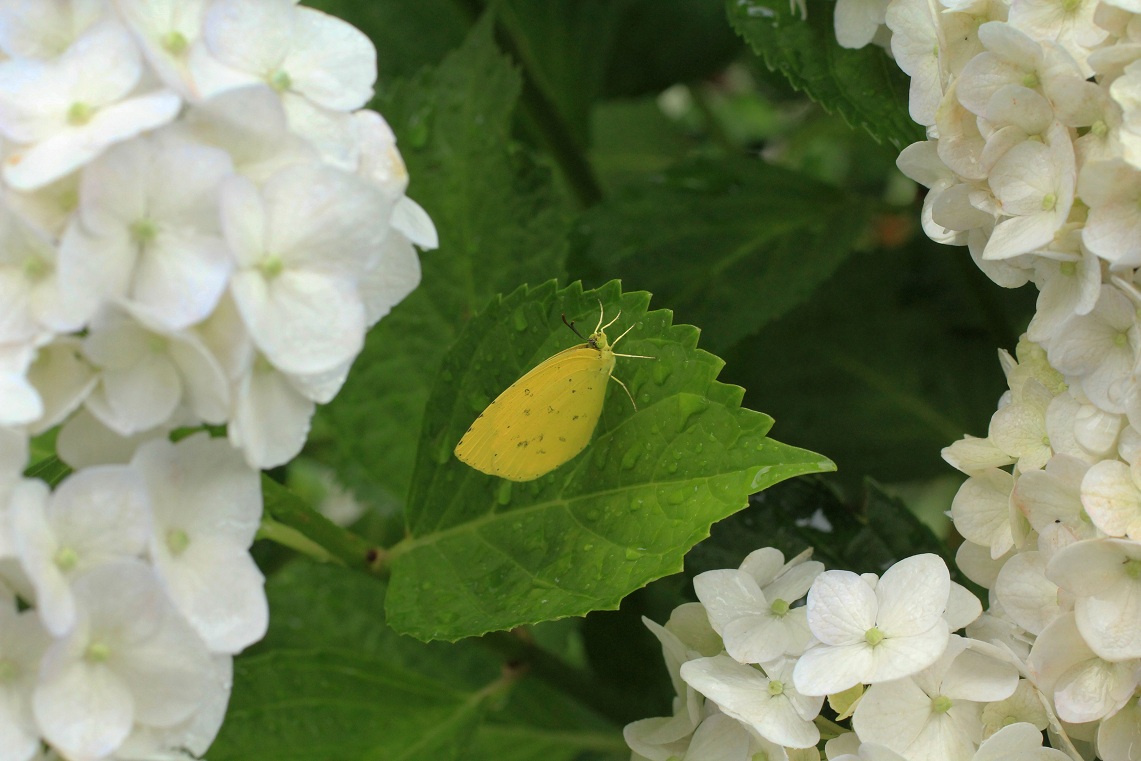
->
(386, 280), (833, 641)
(572, 157), (871, 351)
(219, 561), (624, 760)
(720, 240), (1035, 486)
(726, 0), (923, 151)
(208, 649), (485, 761)
(687, 476), (975, 590)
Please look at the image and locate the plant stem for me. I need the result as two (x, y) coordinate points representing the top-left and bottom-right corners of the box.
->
(450, 0), (604, 208)
(260, 475), (387, 576)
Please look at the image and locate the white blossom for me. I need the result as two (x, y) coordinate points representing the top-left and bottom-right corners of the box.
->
(793, 554), (951, 696)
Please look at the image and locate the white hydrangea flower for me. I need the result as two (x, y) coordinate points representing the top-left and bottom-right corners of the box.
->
(0, 0), (109, 60)
(851, 636), (1019, 761)
(111, 0), (209, 99)
(993, 551), (1069, 635)
(1096, 695), (1141, 761)
(0, 21), (181, 190)
(1046, 538), (1141, 661)
(9, 467), (149, 635)
(1026, 250), (1101, 344)
(982, 123), (1076, 262)
(793, 554), (951, 696)
(680, 655), (822, 749)
(951, 468), (1027, 559)
(32, 561), (212, 761)
(192, 0), (375, 166)
(220, 164), (389, 377)
(972, 721), (1071, 761)
(1080, 457), (1141, 539)
(0, 201), (84, 343)
(131, 433), (265, 654)
(80, 307), (229, 436)
(58, 131), (234, 331)
(834, 0), (889, 50)
(624, 609), (718, 761)
(0, 602), (50, 761)
(1047, 285), (1138, 414)
(693, 547), (821, 664)
(979, 678), (1049, 739)
(1027, 612), (1139, 723)
(988, 378), (1054, 470)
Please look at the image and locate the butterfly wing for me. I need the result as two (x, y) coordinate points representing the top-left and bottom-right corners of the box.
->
(454, 345), (616, 481)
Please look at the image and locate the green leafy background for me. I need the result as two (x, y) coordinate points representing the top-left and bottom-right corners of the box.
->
(200, 0), (1038, 758)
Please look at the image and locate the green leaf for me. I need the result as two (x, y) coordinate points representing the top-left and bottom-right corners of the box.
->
(313, 19), (570, 508)
(498, 0), (741, 143)
(302, 0), (467, 89)
(217, 561), (624, 761)
(720, 239), (1036, 486)
(207, 649), (485, 761)
(571, 157), (872, 351)
(687, 476), (974, 588)
(386, 280), (834, 641)
(726, 0), (923, 151)
(601, 0), (743, 98)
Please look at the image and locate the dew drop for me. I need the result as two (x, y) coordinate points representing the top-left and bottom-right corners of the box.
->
(621, 449), (640, 470)
(677, 395), (709, 427)
(496, 480), (513, 506)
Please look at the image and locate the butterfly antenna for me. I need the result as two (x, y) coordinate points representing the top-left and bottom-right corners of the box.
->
(561, 313), (584, 339)
(610, 374), (638, 411)
(602, 309), (622, 332)
(594, 299), (605, 333)
(612, 322), (655, 359)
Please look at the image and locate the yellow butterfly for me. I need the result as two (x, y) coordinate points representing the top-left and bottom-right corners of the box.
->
(454, 304), (653, 482)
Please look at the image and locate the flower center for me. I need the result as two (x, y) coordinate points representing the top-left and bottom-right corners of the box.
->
(1091, 119), (1108, 137)
(162, 30), (188, 55)
(1003, 715), (1018, 726)
(752, 753), (769, 761)
(130, 218), (158, 245)
(932, 695), (953, 713)
(54, 546), (78, 572)
(1021, 72), (1040, 89)
(147, 334), (167, 354)
(166, 528), (190, 557)
(84, 640), (111, 664)
(1060, 0), (1081, 11)
(865, 626), (885, 647)
(769, 598), (790, 617)
(67, 102), (94, 126)
(268, 69), (292, 92)
(768, 680), (785, 697)
(1125, 559), (1141, 580)
(1115, 331), (1129, 348)
(0, 658), (17, 683)
(1059, 261), (1076, 276)
(22, 255), (47, 281)
(1041, 192), (1057, 212)
(260, 255), (284, 279)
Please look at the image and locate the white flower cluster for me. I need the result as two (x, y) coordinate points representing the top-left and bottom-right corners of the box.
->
(625, 547), (1080, 761)
(837, 0), (1141, 759)
(628, 2), (1141, 754)
(0, 1), (434, 759)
